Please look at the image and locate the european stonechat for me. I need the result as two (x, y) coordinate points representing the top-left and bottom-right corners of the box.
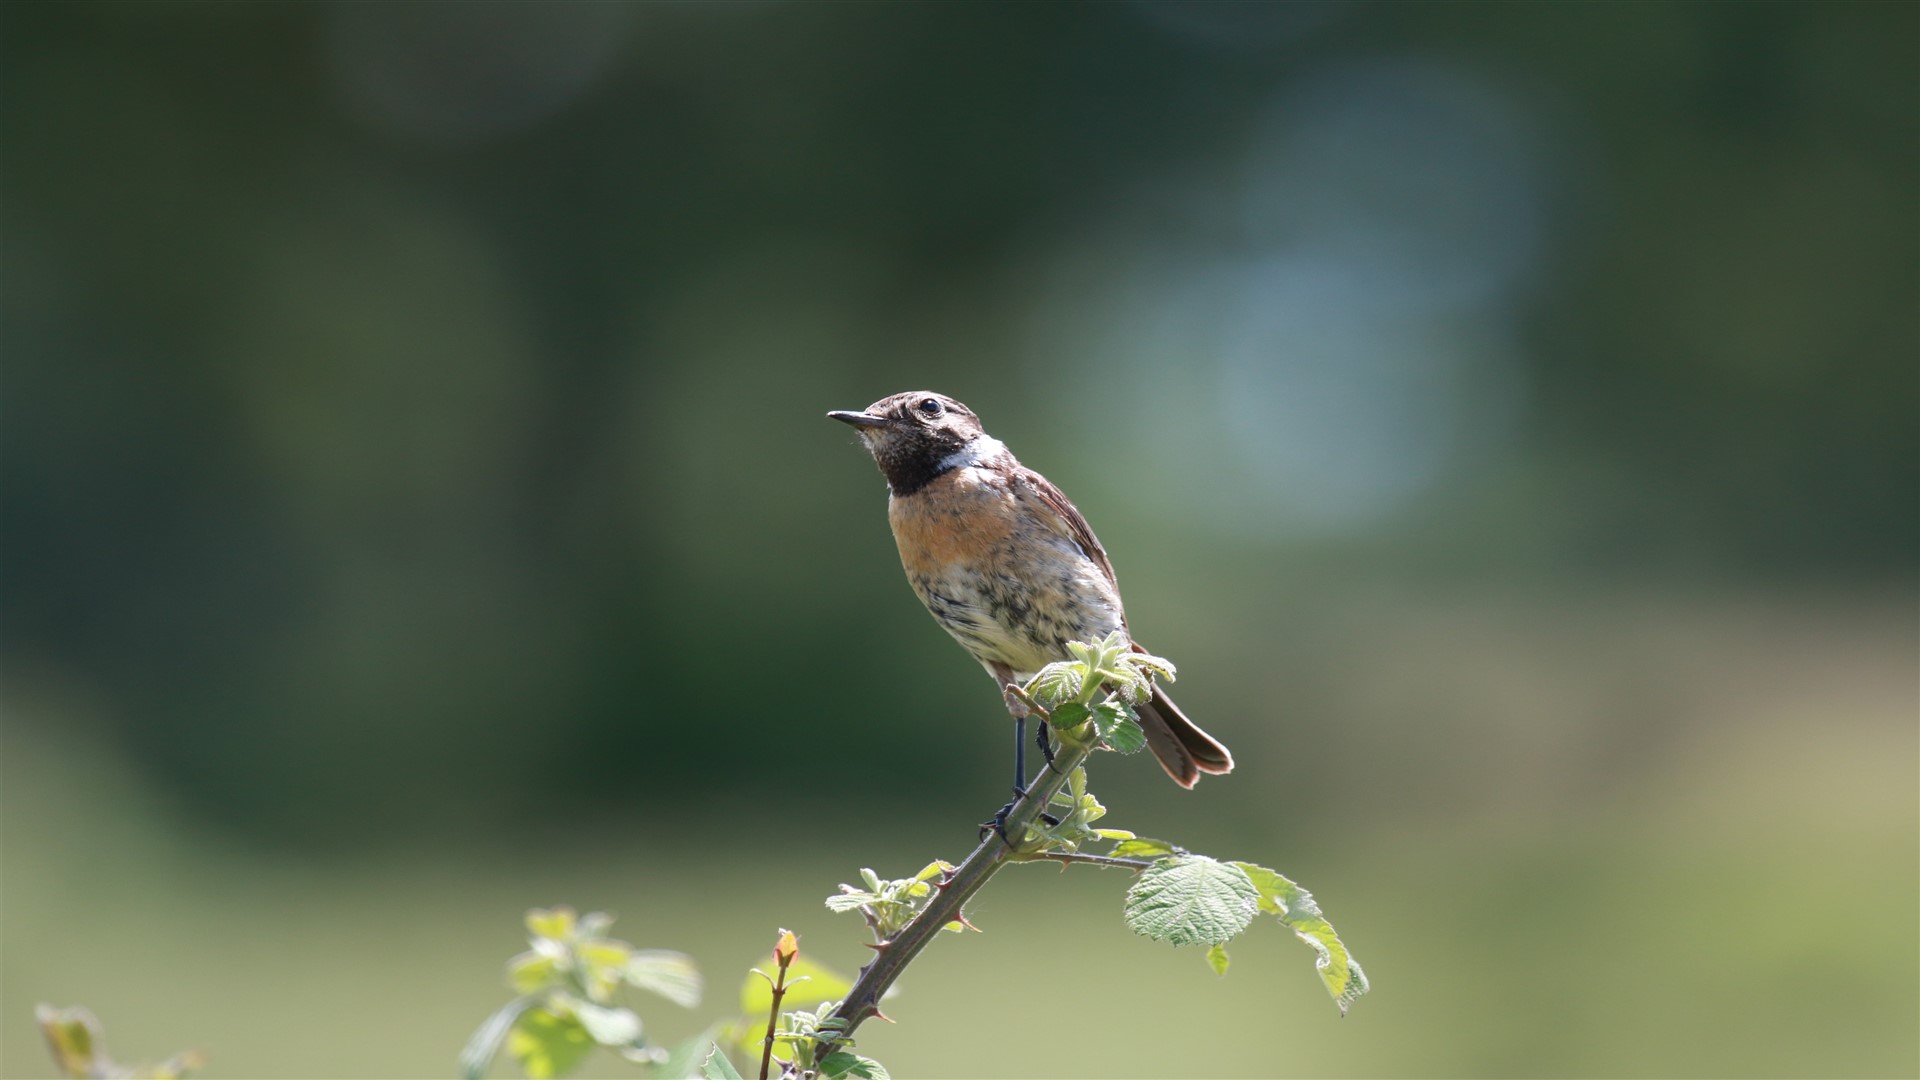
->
(828, 391), (1233, 792)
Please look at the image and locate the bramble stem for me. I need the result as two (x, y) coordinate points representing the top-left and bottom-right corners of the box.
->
(1011, 851), (1153, 872)
(812, 727), (1099, 1060)
(813, 653), (1142, 1068)
(760, 947), (794, 1080)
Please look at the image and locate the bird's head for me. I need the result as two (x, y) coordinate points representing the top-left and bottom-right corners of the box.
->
(828, 392), (997, 494)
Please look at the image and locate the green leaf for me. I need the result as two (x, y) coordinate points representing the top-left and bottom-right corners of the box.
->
(508, 950), (561, 994)
(737, 957), (851, 1016)
(36, 1004), (205, 1080)
(627, 950), (703, 1008)
(1109, 836), (1176, 859)
(700, 1045), (745, 1080)
(525, 907), (577, 943)
(1310, 934), (1369, 1015)
(1206, 943), (1230, 976)
(1093, 703), (1146, 754)
(1230, 861), (1372, 1015)
(1046, 701), (1090, 729)
(507, 1005), (595, 1079)
(1026, 661), (1083, 706)
(1127, 651), (1177, 681)
(573, 1002), (641, 1047)
(577, 940), (632, 1002)
(818, 1050), (891, 1079)
(656, 1027), (724, 1080)
(1229, 861), (1296, 917)
(36, 1004), (102, 1078)
(1123, 855), (1259, 947)
(577, 939), (631, 970)
(459, 994), (539, 1080)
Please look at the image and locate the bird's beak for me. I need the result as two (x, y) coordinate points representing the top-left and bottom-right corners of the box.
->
(827, 410), (891, 429)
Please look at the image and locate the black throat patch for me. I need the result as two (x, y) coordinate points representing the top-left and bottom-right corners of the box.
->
(876, 442), (958, 496)
(874, 430), (975, 496)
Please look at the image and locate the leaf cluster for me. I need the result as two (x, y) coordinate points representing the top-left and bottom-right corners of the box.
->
(726, 954), (850, 1065)
(1020, 631), (1159, 756)
(1019, 764), (1134, 854)
(1026, 630), (1173, 709)
(708, 932), (884, 1079)
(824, 863), (964, 940)
(1025, 635), (1371, 1011)
(460, 908), (704, 1079)
(762, 1003), (886, 1079)
(1122, 855), (1371, 1013)
(37, 1004), (204, 1080)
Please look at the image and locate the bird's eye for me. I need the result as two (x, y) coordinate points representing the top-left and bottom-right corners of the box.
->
(917, 398), (943, 416)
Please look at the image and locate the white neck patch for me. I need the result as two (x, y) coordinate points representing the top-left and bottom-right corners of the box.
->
(938, 435), (1007, 472)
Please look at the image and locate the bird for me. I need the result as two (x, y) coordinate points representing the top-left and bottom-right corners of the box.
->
(827, 391), (1233, 804)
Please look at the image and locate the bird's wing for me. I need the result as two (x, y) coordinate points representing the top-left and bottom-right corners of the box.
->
(1014, 466), (1119, 592)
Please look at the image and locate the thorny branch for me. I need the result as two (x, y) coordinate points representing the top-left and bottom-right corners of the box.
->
(810, 728), (1101, 1061)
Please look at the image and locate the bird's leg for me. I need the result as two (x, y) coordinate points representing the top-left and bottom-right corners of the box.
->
(1006, 673), (1060, 776)
(980, 664), (1059, 843)
(1012, 713), (1029, 798)
(979, 712), (1030, 845)
(991, 663), (1033, 800)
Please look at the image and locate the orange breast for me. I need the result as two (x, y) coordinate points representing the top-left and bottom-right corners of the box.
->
(887, 469), (1018, 575)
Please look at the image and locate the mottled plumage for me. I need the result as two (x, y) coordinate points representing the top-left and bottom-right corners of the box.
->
(829, 391), (1233, 787)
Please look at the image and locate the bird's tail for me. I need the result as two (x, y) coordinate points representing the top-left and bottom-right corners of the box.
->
(1136, 682), (1234, 788)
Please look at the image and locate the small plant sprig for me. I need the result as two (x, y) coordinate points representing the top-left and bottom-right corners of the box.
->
(753, 932), (799, 1080)
(460, 907), (703, 1079)
(1012, 631), (1163, 766)
(825, 862), (968, 941)
(38, 1004), (204, 1080)
(721, 941), (864, 1077)
(769, 1001), (883, 1080)
(741, 930), (883, 1068)
(690, 931), (882, 1080)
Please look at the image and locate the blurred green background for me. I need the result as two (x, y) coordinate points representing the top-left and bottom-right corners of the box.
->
(3, 2), (1915, 1077)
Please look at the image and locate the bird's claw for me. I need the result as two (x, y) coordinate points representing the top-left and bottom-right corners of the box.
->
(977, 787), (1063, 844)
(979, 799), (1019, 844)
(1035, 722), (1060, 774)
